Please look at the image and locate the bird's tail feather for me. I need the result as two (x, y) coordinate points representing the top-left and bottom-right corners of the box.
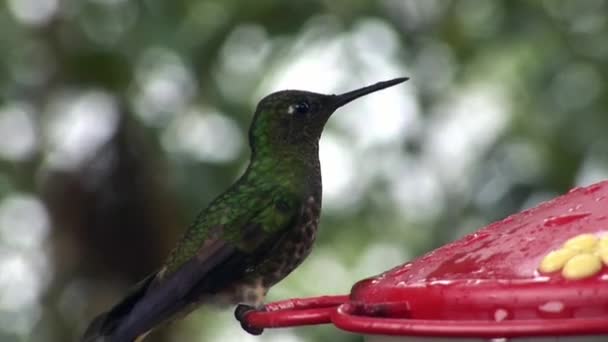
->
(81, 274), (157, 342)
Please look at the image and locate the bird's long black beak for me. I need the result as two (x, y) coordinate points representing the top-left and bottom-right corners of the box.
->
(331, 77), (409, 110)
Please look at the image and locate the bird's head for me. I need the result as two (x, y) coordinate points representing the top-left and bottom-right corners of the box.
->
(248, 77), (408, 159)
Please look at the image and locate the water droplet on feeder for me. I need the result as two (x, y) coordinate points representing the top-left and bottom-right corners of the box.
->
(493, 308), (509, 322)
(538, 301), (565, 313)
(543, 212), (591, 227)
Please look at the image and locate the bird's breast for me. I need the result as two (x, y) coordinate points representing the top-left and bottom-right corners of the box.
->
(260, 194), (321, 288)
(212, 195), (321, 308)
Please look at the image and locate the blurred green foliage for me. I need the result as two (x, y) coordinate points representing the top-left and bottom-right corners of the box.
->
(0, 0), (607, 341)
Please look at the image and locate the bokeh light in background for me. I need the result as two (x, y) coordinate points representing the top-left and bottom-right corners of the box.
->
(0, 1), (607, 341)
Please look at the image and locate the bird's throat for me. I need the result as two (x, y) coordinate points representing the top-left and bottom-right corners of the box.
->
(246, 145), (321, 194)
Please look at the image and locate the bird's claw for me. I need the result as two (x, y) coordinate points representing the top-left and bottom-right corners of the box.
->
(234, 304), (265, 335)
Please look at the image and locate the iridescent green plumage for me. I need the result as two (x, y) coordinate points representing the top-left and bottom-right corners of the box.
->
(81, 78), (408, 342)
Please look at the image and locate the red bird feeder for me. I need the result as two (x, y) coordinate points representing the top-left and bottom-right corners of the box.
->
(243, 181), (608, 341)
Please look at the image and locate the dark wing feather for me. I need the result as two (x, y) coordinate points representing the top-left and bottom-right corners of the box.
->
(81, 274), (156, 342)
(82, 188), (300, 342)
(121, 241), (237, 339)
(83, 227), (290, 342)
(114, 224), (291, 341)
(84, 239), (235, 342)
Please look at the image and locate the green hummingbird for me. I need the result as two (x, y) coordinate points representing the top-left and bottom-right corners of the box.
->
(82, 77), (408, 342)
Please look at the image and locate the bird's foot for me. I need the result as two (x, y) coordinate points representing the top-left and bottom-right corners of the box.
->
(235, 304), (265, 335)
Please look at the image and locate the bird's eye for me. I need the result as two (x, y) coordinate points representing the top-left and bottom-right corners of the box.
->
(288, 101), (310, 116)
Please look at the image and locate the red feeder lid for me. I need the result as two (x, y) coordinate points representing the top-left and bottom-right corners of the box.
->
(245, 181), (608, 338)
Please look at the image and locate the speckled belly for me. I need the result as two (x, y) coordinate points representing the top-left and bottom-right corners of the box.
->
(213, 195), (321, 307)
(262, 193), (321, 284)
(260, 216), (319, 288)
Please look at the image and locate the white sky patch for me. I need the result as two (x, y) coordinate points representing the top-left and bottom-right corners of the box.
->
(520, 191), (559, 211)
(44, 90), (120, 171)
(0, 103), (38, 161)
(331, 85), (419, 147)
(352, 18), (400, 61)
(215, 23), (272, 103)
(319, 133), (361, 210)
(162, 107), (243, 163)
(0, 194), (50, 336)
(0, 248), (48, 337)
(388, 160), (445, 222)
(576, 154), (608, 187)
(257, 36), (347, 96)
(412, 41), (456, 95)
(220, 24), (270, 74)
(7, 0), (58, 26)
(354, 242), (408, 279)
(425, 84), (510, 192)
(0, 254), (39, 311)
(333, 18), (419, 147)
(0, 194), (49, 250)
(133, 47), (196, 126)
(382, 0), (445, 30)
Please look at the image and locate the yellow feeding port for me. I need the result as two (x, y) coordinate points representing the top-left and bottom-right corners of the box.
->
(562, 253), (602, 280)
(563, 234), (598, 252)
(539, 233), (608, 280)
(539, 248), (578, 273)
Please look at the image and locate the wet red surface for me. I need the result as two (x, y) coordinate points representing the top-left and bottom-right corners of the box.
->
(350, 181), (608, 321)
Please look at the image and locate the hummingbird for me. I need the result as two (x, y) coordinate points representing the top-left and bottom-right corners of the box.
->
(82, 77), (408, 342)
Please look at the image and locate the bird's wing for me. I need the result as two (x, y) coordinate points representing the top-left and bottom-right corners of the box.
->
(83, 189), (300, 342)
